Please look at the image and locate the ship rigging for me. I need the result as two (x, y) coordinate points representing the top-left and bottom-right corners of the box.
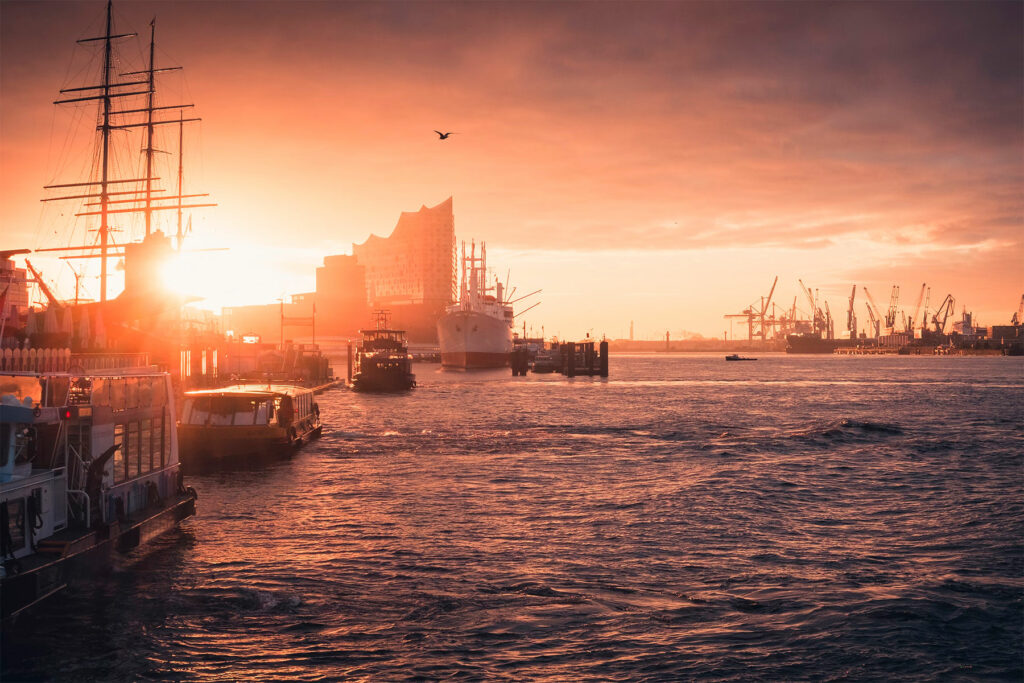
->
(38, 1), (215, 301)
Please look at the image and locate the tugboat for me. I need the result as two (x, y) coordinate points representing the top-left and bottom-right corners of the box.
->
(352, 311), (416, 392)
(1, 363), (197, 623)
(178, 384), (322, 468)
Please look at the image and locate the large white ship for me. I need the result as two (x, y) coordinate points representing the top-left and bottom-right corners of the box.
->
(437, 241), (514, 369)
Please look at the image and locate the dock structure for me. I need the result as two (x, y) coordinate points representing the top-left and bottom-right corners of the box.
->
(560, 340), (609, 377)
(509, 339), (609, 377)
(510, 346), (530, 375)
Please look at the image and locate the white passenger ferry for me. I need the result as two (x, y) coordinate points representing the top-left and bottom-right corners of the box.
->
(178, 384), (322, 468)
(1, 364), (197, 622)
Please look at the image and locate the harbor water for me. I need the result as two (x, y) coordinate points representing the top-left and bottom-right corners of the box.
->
(2, 354), (1022, 680)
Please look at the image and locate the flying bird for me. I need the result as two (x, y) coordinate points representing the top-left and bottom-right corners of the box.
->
(434, 130), (457, 140)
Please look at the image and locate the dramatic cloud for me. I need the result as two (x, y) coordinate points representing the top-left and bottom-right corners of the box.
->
(1, 1), (1020, 335)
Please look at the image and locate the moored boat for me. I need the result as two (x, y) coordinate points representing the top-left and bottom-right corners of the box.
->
(178, 384), (321, 468)
(1, 363), (197, 623)
(437, 241), (516, 369)
(725, 354), (757, 361)
(352, 312), (416, 392)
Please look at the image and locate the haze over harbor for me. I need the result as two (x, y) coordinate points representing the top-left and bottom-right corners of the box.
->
(2, 1), (1021, 338)
(1, 1), (1023, 681)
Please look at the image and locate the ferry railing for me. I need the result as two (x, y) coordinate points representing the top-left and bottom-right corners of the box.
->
(66, 490), (90, 530)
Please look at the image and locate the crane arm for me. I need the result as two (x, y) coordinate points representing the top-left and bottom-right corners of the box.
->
(24, 259), (62, 308)
(762, 276), (778, 314)
(910, 283), (926, 324)
(863, 286), (883, 321)
(798, 279), (816, 315)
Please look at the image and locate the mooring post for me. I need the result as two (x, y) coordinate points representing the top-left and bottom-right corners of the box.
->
(567, 341), (576, 378)
(347, 343), (353, 385)
(599, 340), (609, 377)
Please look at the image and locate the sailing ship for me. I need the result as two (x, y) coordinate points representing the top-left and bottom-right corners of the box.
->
(13, 0), (220, 386)
(352, 311), (416, 391)
(0, 1), (214, 620)
(437, 241), (519, 369)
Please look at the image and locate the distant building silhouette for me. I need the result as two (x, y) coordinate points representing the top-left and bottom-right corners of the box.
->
(315, 255), (368, 338)
(224, 198), (456, 344)
(352, 197), (455, 342)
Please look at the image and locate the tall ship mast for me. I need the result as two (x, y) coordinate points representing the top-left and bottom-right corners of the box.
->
(38, 0), (213, 301)
(437, 241), (515, 369)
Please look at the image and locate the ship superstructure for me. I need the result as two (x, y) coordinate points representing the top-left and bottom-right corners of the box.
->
(437, 241), (514, 369)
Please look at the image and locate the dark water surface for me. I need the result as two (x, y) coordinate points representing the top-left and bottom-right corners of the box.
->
(3, 354), (1023, 681)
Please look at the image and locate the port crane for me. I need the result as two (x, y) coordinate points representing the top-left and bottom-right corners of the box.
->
(797, 279), (829, 337)
(862, 286), (883, 338)
(931, 294), (956, 333)
(908, 283), (926, 334)
(1012, 294), (1024, 326)
(885, 285), (899, 331)
(921, 287), (931, 329)
(846, 285), (857, 339)
(24, 259), (63, 309)
(723, 276), (780, 341)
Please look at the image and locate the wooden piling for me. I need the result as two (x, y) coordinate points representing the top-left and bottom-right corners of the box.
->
(566, 341), (576, 377)
(347, 343), (353, 385)
(599, 340), (609, 377)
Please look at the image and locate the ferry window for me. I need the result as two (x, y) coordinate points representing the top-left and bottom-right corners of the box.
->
(184, 397), (211, 426)
(140, 419), (152, 474)
(109, 379), (125, 412)
(0, 375), (43, 405)
(4, 498), (25, 552)
(152, 377), (166, 407)
(234, 400), (257, 426)
(152, 418), (163, 469)
(90, 377), (110, 407)
(45, 377), (70, 407)
(163, 413), (171, 466)
(138, 377), (153, 408)
(209, 397), (235, 426)
(126, 378), (139, 410)
(129, 422), (140, 478)
(255, 400), (269, 425)
(113, 424), (127, 483)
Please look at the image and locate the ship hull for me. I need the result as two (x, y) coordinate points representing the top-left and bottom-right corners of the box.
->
(437, 310), (513, 369)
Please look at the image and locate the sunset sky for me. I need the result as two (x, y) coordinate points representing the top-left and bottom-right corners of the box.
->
(1, 0), (1021, 339)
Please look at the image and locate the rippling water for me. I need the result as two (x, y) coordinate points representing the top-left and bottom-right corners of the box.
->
(3, 354), (1023, 681)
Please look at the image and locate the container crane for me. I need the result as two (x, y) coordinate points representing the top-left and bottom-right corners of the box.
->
(908, 283), (926, 334)
(885, 285), (899, 331)
(862, 286), (883, 338)
(1012, 294), (1024, 326)
(931, 294), (955, 333)
(798, 279), (821, 335)
(846, 285), (857, 339)
(722, 275), (781, 342)
(921, 286), (931, 329)
(864, 302), (880, 339)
